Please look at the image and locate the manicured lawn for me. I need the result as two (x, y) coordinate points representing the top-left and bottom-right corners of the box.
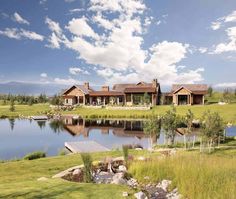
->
(0, 103), (236, 124)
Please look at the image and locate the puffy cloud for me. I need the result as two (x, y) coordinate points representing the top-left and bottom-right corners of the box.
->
(45, 17), (62, 35)
(66, 17), (99, 39)
(12, 12), (30, 25)
(211, 10), (236, 30)
(40, 73), (48, 78)
(69, 8), (84, 14)
(69, 67), (90, 75)
(44, 0), (204, 85)
(199, 47), (208, 53)
(0, 28), (44, 41)
(214, 27), (236, 54)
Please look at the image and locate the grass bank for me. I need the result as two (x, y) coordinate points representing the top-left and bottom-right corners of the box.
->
(0, 150), (140, 199)
(0, 103), (236, 124)
(67, 103), (236, 124)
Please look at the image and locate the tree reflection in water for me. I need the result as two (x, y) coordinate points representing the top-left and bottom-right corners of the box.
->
(49, 119), (65, 133)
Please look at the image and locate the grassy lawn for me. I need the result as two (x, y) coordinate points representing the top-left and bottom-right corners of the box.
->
(0, 150), (140, 199)
(0, 149), (235, 198)
(0, 103), (51, 118)
(0, 103), (236, 124)
(67, 103), (236, 124)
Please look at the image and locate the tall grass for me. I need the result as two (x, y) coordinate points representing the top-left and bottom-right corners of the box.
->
(129, 153), (236, 199)
(80, 153), (93, 183)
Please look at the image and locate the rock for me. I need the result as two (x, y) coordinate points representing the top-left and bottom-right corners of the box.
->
(71, 168), (83, 182)
(37, 177), (48, 181)
(135, 147), (143, 151)
(52, 165), (84, 179)
(122, 192), (129, 197)
(94, 171), (114, 184)
(156, 179), (171, 192)
(111, 172), (127, 185)
(144, 176), (150, 180)
(134, 191), (147, 199)
(118, 165), (127, 172)
(127, 178), (138, 188)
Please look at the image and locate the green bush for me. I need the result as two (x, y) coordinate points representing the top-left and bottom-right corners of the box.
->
(23, 151), (46, 160)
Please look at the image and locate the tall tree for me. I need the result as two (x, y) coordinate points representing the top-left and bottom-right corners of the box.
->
(183, 109), (194, 149)
(143, 113), (161, 149)
(162, 106), (180, 145)
(200, 111), (225, 153)
(208, 86), (213, 97)
(9, 99), (15, 112)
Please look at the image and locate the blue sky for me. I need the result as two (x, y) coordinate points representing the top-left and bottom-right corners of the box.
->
(1, 0), (236, 88)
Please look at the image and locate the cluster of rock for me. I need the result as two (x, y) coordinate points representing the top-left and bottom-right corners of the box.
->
(52, 156), (181, 199)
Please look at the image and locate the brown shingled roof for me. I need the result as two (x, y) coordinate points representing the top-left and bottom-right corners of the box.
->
(172, 84), (208, 94)
(124, 87), (156, 93)
(89, 91), (124, 96)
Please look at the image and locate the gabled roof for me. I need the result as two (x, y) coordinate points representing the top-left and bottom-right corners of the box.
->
(172, 84), (208, 94)
(62, 85), (93, 95)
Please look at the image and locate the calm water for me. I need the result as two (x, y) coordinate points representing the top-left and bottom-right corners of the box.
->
(0, 118), (235, 160)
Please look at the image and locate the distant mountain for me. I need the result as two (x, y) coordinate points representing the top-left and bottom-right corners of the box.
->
(0, 82), (67, 96)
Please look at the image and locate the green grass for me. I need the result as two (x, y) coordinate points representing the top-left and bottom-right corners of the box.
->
(0, 150), (142, 199)
(0, 103), (51, 118)
(0, 103), (236, 124)
(0, 149), (236, 198)
(129, 152), (236, 199)
(67, 104), (236, 124)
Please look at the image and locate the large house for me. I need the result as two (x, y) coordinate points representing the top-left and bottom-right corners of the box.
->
(169, 84), (208, 105)
(62, 79), (161, 106)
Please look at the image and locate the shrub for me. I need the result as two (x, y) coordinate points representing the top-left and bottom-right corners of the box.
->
(23, 151), (46, 160)
(80, 153), (93, 183)
(58, 148), (67, 156)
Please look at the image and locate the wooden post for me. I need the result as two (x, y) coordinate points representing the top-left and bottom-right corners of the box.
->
(202, 95), (205, 105)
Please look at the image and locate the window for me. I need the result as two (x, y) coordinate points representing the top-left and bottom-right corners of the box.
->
(66, 99), (69, 104)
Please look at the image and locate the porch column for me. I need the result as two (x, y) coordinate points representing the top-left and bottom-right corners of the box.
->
(89, 97), (92, 105)
(176, 94), (178, 105)
(103, 97), (106, 106)
(83, 96), (85, 105)
(117, 97), (119, 105)
(131, 93), (133, 105)
(202, 95), (205, 105)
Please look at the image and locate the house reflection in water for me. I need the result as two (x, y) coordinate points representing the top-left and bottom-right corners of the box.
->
(63, 117), (147, 140)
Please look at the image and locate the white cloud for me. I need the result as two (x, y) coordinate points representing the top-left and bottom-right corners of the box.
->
(211, 21), (221, 30)
(199, 47), (208, 53)
(214, 27), (236, 54)
(44, 0), (204, 85)
(69, 8), (84, 14)
(45, 17), (68, 49)
(0, 28), (44, 41)
(69, 67), (90, 75)
(40, 73), (48, 78)
(211, 10), (236, 30)
(66, 17), (99, 39)
(39, 0), (47, 5)
(215, 82), (236, 88)
(12, 12), (30, 25)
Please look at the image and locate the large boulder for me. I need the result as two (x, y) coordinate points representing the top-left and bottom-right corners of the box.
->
(71, 168), (83, 182)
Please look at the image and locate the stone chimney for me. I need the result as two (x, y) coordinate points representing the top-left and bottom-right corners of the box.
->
(84, 82), (89, 89)
(101, 86), (109, 91)
(152, 79), (158, 87)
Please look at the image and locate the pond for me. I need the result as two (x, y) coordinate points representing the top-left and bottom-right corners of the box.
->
(0, 118), (235, 160)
